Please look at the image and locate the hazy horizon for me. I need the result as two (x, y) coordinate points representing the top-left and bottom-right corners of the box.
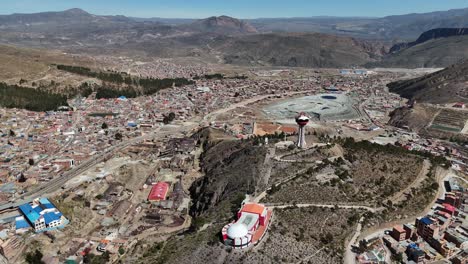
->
(1, 0), (467, 19)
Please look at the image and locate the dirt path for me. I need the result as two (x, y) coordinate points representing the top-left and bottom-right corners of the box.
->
(296, 247), (326, 264)
(345, 167), (452, 264)
(267, 203), (381, 213)
(343, 216), (364, 264)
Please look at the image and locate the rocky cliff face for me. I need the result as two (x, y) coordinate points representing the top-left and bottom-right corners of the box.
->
(189, 137), (271, 218)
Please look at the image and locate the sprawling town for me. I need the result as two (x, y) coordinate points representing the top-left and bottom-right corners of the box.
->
(0, 58), (466, 264)
(0, 3), (468, 264)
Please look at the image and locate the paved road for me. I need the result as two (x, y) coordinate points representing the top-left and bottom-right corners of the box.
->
(0, 132), (155, 211)
(343, 216), (364, 264)
(3, 89), (275, 211)
(0, 118), (204, 211)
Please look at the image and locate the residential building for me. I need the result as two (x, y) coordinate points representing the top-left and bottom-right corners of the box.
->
(392, 225), (407, 242)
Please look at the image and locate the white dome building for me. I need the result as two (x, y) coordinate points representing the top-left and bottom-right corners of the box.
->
(221, 202), (272, 249)
(227, 223), (249, 239)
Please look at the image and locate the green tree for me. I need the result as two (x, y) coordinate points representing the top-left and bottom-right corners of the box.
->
(115, 132), (123, 140)
(25, 249), (45, 264)
(118, 246), (125, 255)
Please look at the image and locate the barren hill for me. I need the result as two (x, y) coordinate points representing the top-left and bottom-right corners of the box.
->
(387, 60), (468, 104)
(212, 33), (385, 67)
(250, 8), (468, 40)
(186, 16), (258, 35)
(390, 28), (468, 53)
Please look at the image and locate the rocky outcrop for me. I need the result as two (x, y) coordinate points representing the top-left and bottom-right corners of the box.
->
(189, 138), (269, 218)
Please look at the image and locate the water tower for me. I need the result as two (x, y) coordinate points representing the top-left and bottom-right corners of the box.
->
(295, 112), (309, 148)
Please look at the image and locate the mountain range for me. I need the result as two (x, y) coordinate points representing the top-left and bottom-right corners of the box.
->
(0, 8), (468, 68)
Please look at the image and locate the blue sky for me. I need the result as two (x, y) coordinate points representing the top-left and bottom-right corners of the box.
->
(1, 0), (468, 18)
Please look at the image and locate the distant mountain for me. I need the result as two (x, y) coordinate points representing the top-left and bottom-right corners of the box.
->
(0, 8), (134, 28)
(211, 33), (384, 67)
(389, 28), (468, 53)
(371, 32), (468, 68)
(186, 16), (258, 34)
(129, 17), (195, 25)
(249, 8), (468, 40)
(387, 61), (468, 104)
(1, 8), (468, 68)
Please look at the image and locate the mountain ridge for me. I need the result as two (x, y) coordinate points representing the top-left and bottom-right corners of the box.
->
(390, 28), (468, 53)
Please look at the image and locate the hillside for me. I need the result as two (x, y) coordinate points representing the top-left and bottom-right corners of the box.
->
(373, 35), (468, 68)
(212, 33), (385, 67)
(186, 16), (258, 35)
(389, 104), (468, 141)
(389, 28), (468, 53)
(387, 61), (468, 104)
(250, 8), (468, 40)
(0, 8), (467, 68)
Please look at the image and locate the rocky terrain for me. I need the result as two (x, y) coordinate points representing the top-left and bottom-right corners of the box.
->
(249, 8), (468, 40)
(190, 130), (272, 219)
(185, 16), (258, 35)
(370, 28), (468, 68)
(212, 33), (385, 67)
(389, 28), (468, 53)
(387, 60), (468, 104)
(1, 8), (468, 68)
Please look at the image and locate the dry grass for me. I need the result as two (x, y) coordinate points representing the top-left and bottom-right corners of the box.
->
(265, 146), (423, 206)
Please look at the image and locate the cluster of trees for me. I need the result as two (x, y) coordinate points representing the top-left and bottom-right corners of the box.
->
(193, 73), (248, 80)
(194, 73), (224, 80)
(0, 82), (68, 111)
(25, 249), (45, 264)
(338, 137), (449, 168)
(83, 251), (110, 264)
(249, 131), (287, 146)
(162, 112), (176, 124)
(95, 86), (138, 99)
(57, 64), (195, 99)
(57, 64), (132, 84)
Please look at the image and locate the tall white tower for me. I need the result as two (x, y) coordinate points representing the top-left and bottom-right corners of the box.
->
(295, 112), (309, 149)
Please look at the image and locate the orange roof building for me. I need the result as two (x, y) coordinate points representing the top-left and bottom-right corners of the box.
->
(221, 202), (271, 249)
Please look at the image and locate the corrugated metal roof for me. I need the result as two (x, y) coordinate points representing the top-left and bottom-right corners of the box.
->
(148, 182), (169, 201)
(15, 216), (31, 229)
(19, 203), (40, 223)
(43, 212), (62, 224)
(420, 217), (433, 225)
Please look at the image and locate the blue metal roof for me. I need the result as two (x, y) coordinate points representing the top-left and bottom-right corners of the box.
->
(38, 198), (55, 209)
(408, 243), (419, 250)
(19, 203), (41, 223)
(43, 212), (62, 225)
(420, 217), (433, 225)
(39, 198), (51, 205)
(15, 217), (31, 229)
